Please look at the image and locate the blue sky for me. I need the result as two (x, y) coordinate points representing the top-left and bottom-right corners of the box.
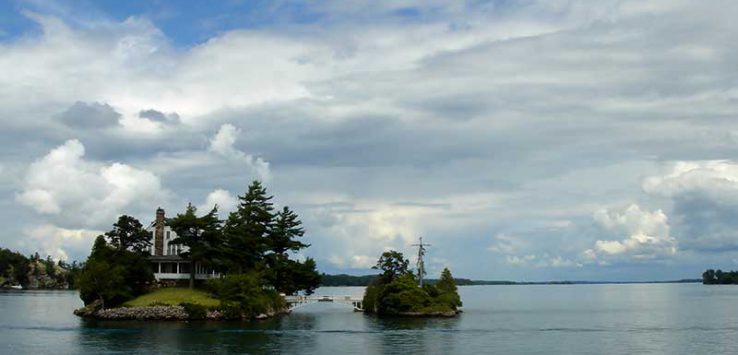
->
(2, 0), (738, 281)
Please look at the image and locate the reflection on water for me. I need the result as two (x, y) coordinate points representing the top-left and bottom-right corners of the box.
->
(3, 284), (738, 354)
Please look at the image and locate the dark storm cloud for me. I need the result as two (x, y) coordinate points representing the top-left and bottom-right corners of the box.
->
(139, 109), (180, 124)
(671, 195), (738, 253)
(58, 101), (120, 128)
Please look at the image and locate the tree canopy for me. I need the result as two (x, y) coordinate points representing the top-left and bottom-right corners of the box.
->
(169, 204), (222, 288)
(105, 215), (151, 253)
(703, 269), (738, 284)
(372, 250), (410, 283)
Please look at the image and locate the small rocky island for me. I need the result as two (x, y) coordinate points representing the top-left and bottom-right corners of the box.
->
(362, 250), (462, 317)
(73, 180), (319, 321)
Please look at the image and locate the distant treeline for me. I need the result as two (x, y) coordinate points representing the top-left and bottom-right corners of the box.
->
(320, 274), (558, 286)
(0, 247), (81, 289)
(320, 273), (699, 287)
(703, 269), (738, 284)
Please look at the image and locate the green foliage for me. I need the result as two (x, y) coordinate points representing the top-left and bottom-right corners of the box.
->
(363, 252), (462, 316)
(703, 269), (738, 284)
(0, 248), (30, 287)
(1, 247), (81, 289)
(75, 180), (320, 311)
(105, 215), (152, 253)
(435, 268), (462, 308)
(180, 302), (208, 319)
(267, 257), (321, 295)
(378, 273), (431, 314)
(217, 181), (318, 296)
(268, 206), (308, 255)
(77, 259), (131, 307)
(362, 277), (382, 313)
(206, 273), (285, 319)
(372, 250), (410, 283)
(169, 203), (223, 288)
(221, 181), (274, 273)
(77, 236), (153, 307)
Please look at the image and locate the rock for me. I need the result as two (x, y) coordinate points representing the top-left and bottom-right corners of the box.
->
(74, 304), (291, 321)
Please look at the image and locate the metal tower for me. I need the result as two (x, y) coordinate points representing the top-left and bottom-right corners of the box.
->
(411, 237), (431, 287)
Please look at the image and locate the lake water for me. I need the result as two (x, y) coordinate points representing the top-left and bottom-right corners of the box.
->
(1, 284), (737, 354)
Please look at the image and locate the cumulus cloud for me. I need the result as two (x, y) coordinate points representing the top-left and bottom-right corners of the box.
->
(586, 204), (676, 261)
(488, 233), (526, 254)
(505, 254), (581, 268)
(3, 0), (738, 275)
(21, 224), (103, 261)
(643, 160), (738, 202)
(209, 124), (270, 180)
(643, 161), (738, 252)
(200, 189), (238, 216)
(16, 139), (166, 227)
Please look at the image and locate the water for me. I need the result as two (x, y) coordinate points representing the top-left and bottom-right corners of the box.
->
(1, 284), (737, 354)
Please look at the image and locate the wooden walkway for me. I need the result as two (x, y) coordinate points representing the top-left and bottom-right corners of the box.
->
(284, 295), (364, 311)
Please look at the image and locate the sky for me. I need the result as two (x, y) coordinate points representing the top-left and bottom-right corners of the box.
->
(1, 0), (737, 281)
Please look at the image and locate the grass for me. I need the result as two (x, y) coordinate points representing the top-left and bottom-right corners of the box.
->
(124, 288), (220, 308)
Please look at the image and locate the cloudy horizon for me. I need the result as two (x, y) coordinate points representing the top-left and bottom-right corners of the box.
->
(2, 0), (738, 281)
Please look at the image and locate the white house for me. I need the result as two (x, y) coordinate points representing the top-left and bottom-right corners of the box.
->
(146, 208), (218, 283)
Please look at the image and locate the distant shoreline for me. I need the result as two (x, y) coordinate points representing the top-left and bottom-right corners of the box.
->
(320, 274), (702, 287)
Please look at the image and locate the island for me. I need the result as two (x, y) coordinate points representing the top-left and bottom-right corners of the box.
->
(74, 180), (321, 321)
(362, 250), (462, 317)
(702, 269), (738, 284)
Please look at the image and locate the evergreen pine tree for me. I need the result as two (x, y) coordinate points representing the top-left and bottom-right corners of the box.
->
(221, 180), (274, 273)
(169, 203), (222, 288)
(105, 215), (151, 253)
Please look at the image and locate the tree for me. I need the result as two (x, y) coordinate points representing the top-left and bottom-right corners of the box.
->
(268, 206), (308, 255)
(262, 205), (317, 295)
(435, 268), (462, 308)
(0, 248), (29, 287)
(269, 257), (322, 295)
(373, 250), (410, 283)
(77, 235), (153, 306)
(169, 203), (222, 288)
(703, 269), (717, 284)
(77, 259), (129, 308)
(221, 181), (274, 273)
(105, 215), (151, 253)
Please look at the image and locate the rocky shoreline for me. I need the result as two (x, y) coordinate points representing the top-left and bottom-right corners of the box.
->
(74, 302), (290, 321)
(397, 309), (462, 317)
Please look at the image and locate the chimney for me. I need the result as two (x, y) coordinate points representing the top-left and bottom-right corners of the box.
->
(154, 207), (165, 256)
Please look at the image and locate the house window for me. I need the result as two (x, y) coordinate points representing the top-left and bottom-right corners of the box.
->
(166, 231), (170, 239)
(161, 262), (176, 273)
(179, 263), (191, 274)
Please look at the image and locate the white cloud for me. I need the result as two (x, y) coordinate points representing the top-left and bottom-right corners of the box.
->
(200, 189), (238, 216)
(505, 254), (581, 268)
(350, 255), (375, 268)
(506, 254), (537, 266)
(21, 224), (103, 261)
(16, 139), (166, 227)
(586, 204), (676, 261)
(209, 124), (270, 180)
(3, 0), (738, 275)
(488, 233), (526, 254)
(643, 160), (738, 203)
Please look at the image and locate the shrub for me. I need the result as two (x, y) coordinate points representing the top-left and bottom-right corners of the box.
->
(180, 302), (208, 320)
(207, 273), (286, 319)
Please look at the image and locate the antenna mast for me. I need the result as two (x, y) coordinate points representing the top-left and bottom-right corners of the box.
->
(411, 237), (431, 287)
